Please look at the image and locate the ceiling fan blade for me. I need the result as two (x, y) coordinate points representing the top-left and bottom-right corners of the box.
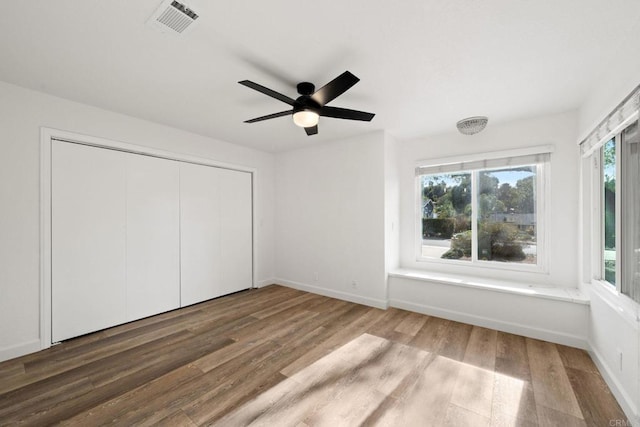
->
(305, 125), (318, 136)
(311, 71), (360, 106)
(244, 110), (293, 123)
(319, 106), (375, 121)
(239, 80), (296, 106)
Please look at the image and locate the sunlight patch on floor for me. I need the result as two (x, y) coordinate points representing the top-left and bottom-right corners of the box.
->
(214, 333), (526, 426)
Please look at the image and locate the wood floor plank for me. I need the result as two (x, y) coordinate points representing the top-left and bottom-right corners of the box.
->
(394, 311), (428, 336)
(449, 326), (497, 418)
(409, 315), (449, 353)
(493, 332), (538, 425)
(496, 331), (531, 380)
(439, 320), (473, 361)
(526, 338), (584, 420)
(154, 409), (198, 427)
(0, 360), (24, 385)
(492, 369), (538, 426)
(450, 363), (495, 418)
(0, 284), (627, 426)
(463, 326), (497, 370)
(556, 344), (599, 374)
(251, 292), (321, 319)
(536, 405), (587, 427)
(366, 308), (414, 344)
(565, 367), (630, 427)
(443, 403), (491, 427)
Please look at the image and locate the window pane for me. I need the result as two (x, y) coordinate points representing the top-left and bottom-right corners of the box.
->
(622, 122), (639, 301)
(420, 173), (472, 261)
(477, 167), (537, 264)
(603, 138), (616, 285)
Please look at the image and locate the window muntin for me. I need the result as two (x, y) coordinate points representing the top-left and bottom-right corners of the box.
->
(417, 156), (545, 270)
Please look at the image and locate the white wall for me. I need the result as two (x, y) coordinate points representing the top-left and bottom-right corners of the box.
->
(588, 284), (639, 423)
(0, 81), (275, 361)
(398, 111), (580, 287)
(578, 42), (640, 140)
(384, 132), (400, 276)
(274, 131), (388, 308)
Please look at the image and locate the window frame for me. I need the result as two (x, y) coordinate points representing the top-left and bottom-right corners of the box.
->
(593, 121), (637, 295)
(598, 136), (622, 288)
(414, 146), (552, 274)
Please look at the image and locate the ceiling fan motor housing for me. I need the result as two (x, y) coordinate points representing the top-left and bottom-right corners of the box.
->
(294, 99), (320, 114)
(296, 82), (315, 96)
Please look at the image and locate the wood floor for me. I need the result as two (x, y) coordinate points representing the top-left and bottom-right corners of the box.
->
(0, 285), (628, 426)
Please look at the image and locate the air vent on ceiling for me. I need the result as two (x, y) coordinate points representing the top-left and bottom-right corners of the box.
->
(147, 0), (199, 34)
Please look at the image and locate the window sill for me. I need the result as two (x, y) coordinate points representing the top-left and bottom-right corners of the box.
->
(415, 256), (547, 274)
(389, 268), (589, 305)
(589, 280), (639, 327)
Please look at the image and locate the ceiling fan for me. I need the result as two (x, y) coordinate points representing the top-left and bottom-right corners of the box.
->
(239, 71), (375, 136)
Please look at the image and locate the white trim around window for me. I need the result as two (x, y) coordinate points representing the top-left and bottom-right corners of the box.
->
(415, 145), (553, 274)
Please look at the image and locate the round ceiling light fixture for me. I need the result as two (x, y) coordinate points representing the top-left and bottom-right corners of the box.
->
(456, 116), (488, 135)
(293, 109), (319, 128)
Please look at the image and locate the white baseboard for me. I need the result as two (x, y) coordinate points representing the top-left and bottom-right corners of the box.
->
(390, 298), (588, 350)
(0, 339), (42, 363)
(255, 278), (277, 288)
(588, 341), (639, 425)
(275, 278), (388, 309)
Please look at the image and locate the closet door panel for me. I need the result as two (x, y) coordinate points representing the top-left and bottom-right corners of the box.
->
(180, 163), (222, 306)
(219, 168), (253, 294)
(51, 141), (127, 342)
(126, 155), (180, 321)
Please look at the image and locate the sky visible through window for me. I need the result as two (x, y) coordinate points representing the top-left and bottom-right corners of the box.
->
(422, 168), (534, 187)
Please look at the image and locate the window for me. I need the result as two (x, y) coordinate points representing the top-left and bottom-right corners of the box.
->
(581, 83), (640, 303)
(596, 121), (639, 300)
(416, 148), (549, 271)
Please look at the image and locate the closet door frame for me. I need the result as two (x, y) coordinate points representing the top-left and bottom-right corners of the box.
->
(40, 127), (256, 349)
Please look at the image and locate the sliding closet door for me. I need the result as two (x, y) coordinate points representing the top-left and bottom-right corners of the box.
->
(219, 168), (253, 294)
(126, 155), (180, 321)
(52, 141), (127, 342)
(180, 163), (222, 306)
(52, 140), (252, 340)
(180, 163), (252, 306)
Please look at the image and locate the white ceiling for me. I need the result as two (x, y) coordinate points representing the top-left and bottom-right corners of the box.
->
(1, 1), (639, 152)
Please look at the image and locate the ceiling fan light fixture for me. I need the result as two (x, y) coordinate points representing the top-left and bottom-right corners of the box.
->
(456, 116), (488, 135)
(293, 110), (319, 128)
